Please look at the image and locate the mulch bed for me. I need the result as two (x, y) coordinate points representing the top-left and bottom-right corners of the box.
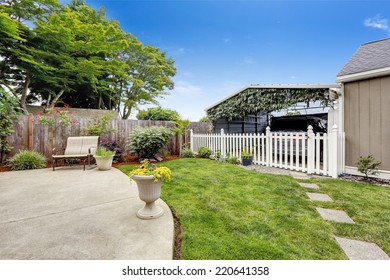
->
(339, 174), (390, 187)
(0, 155), (182, 173)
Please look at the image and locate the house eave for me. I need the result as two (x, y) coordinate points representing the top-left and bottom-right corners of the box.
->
(205, 84), (341, 111)
(336, 67), (390, 83)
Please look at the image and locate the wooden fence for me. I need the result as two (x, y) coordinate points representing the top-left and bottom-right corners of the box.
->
(6, 115), (212, 160)
(190, 125), (340, 178)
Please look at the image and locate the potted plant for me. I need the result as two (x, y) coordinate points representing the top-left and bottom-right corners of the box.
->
(129, 160), (171, 220)
(241, 148), (254, 166)
(94, 147), (116, 171)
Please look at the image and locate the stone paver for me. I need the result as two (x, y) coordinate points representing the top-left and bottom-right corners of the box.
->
(306, 192), (334, 202)
(316, 207), (355, 224)
(335, 237), (390, 260)
(299, 182), (320, 189)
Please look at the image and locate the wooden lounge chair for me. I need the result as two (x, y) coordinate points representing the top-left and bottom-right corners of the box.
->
(52, 136), (98, 171)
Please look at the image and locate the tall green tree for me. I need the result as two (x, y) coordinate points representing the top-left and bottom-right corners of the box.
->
(0, 0), (60, 112)
(1, 0), (176, 118)
(115, 44), (176, 119)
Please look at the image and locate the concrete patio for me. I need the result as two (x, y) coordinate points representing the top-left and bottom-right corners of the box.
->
(0, 167), (174, 260)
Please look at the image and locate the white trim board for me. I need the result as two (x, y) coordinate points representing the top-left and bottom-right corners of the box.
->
(336, 67), (390, 83)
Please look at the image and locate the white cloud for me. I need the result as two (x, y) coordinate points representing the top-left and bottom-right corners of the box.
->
(224, 38), (231, 43)
(364, 15), (390, 33)
(172, 80), (203, 97)
(244, 57), (256, 65)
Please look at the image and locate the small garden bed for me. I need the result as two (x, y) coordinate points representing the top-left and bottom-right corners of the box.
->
(339, 174), (390, 187)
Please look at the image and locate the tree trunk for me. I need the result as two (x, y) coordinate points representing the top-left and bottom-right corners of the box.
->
(20, 73), (30, 114)
(50, 89), (65, 107)
(122, 107), (132, 119)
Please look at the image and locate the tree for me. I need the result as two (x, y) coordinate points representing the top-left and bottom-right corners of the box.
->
(1, 0), (176, 116)
(29, 4), (129, 108)
(136, 106), (180, 121)
(0, 89), (20, 163)
(0, 0), (60, 113)
(357, 155), (381, 179)
(115, 44), (176, 119)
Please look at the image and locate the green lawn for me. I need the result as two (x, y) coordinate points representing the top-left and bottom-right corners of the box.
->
(117, 158), (390, 260)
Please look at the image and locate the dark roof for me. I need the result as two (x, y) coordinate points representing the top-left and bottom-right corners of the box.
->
(337, 38), (390, 77)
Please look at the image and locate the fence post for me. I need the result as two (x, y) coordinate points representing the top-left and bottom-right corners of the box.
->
(307, 125), (315, 174)
(190, 129), (194, 152)
(28, 114), (33, 151)
(220, 128), (225, 158)
(266, 126), (271, 167)
(329, 124), (339, 178)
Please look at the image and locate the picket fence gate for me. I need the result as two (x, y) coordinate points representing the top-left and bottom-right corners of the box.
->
(190, 125), (340, 178)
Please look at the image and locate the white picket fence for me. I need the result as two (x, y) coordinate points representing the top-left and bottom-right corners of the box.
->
(190, 125), (340, 178)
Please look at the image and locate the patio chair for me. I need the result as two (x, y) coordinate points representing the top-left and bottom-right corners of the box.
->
(52, 136), (98, 171)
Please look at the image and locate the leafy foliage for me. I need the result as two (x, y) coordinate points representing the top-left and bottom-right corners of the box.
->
(136, 106), (180, 121)
(7, 150), (47, 170)
(199, 116), (209, 122)
(128, 126), (174, 159)
(207, 87), (330, 123)
(226, 156), (240, 165)
(181, 149), (195, 158)
(36, 106), (76, 127)
(83, 112), (116, 136)
(95, 146), (116, 157)
(0, 90), (21, 162)
(357, 155), (381, 179)
(136, 106), (189, 135)
(99, 139), (122, 163)
(197, 146), (212, 158)
(0, 0), (176, 118)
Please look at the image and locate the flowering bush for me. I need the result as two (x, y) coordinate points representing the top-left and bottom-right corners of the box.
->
(36, 105), (78, 127)
(129, 159), (171, 183)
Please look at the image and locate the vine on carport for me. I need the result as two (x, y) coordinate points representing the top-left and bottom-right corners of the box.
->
(206, 87), (330, 123)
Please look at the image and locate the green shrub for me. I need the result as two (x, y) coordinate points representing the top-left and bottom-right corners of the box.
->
(226, 156), (240, 165)
(128, 126), (174, 158)
(357, 155), (381, 179)
(95, 147), (116, 157)
(8, 150), (47, 170)
(84, 112), (116, 136)
(197, 146), (212, 158)
(182, 149), (195, 158)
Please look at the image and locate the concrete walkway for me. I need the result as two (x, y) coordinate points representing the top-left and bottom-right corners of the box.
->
(0, 167), (174, 260)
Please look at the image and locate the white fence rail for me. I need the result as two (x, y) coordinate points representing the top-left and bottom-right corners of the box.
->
(190, 125), (340, 178)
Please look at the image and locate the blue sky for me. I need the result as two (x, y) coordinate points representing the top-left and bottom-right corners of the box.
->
(70, 0), (390, 120)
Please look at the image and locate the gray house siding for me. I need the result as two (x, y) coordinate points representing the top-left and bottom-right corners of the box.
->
(344, 76), (390, 171)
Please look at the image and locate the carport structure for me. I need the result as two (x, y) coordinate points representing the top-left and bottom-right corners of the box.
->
(200, 84), (344, 178)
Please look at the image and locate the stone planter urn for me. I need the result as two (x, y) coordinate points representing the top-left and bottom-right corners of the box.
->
(94, 155), (114, 171)
(131, 175), (164, 220)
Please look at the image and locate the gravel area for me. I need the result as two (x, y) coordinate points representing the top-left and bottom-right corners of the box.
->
(239, 164), (293, 176)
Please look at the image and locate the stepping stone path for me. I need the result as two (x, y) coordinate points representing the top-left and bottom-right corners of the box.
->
(299, 182), (320, 189)
(306, 192), (334, 202)
(335, 237), (390, 260)
(297, 181), (390, 260)
(315, 207), (355, 224)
